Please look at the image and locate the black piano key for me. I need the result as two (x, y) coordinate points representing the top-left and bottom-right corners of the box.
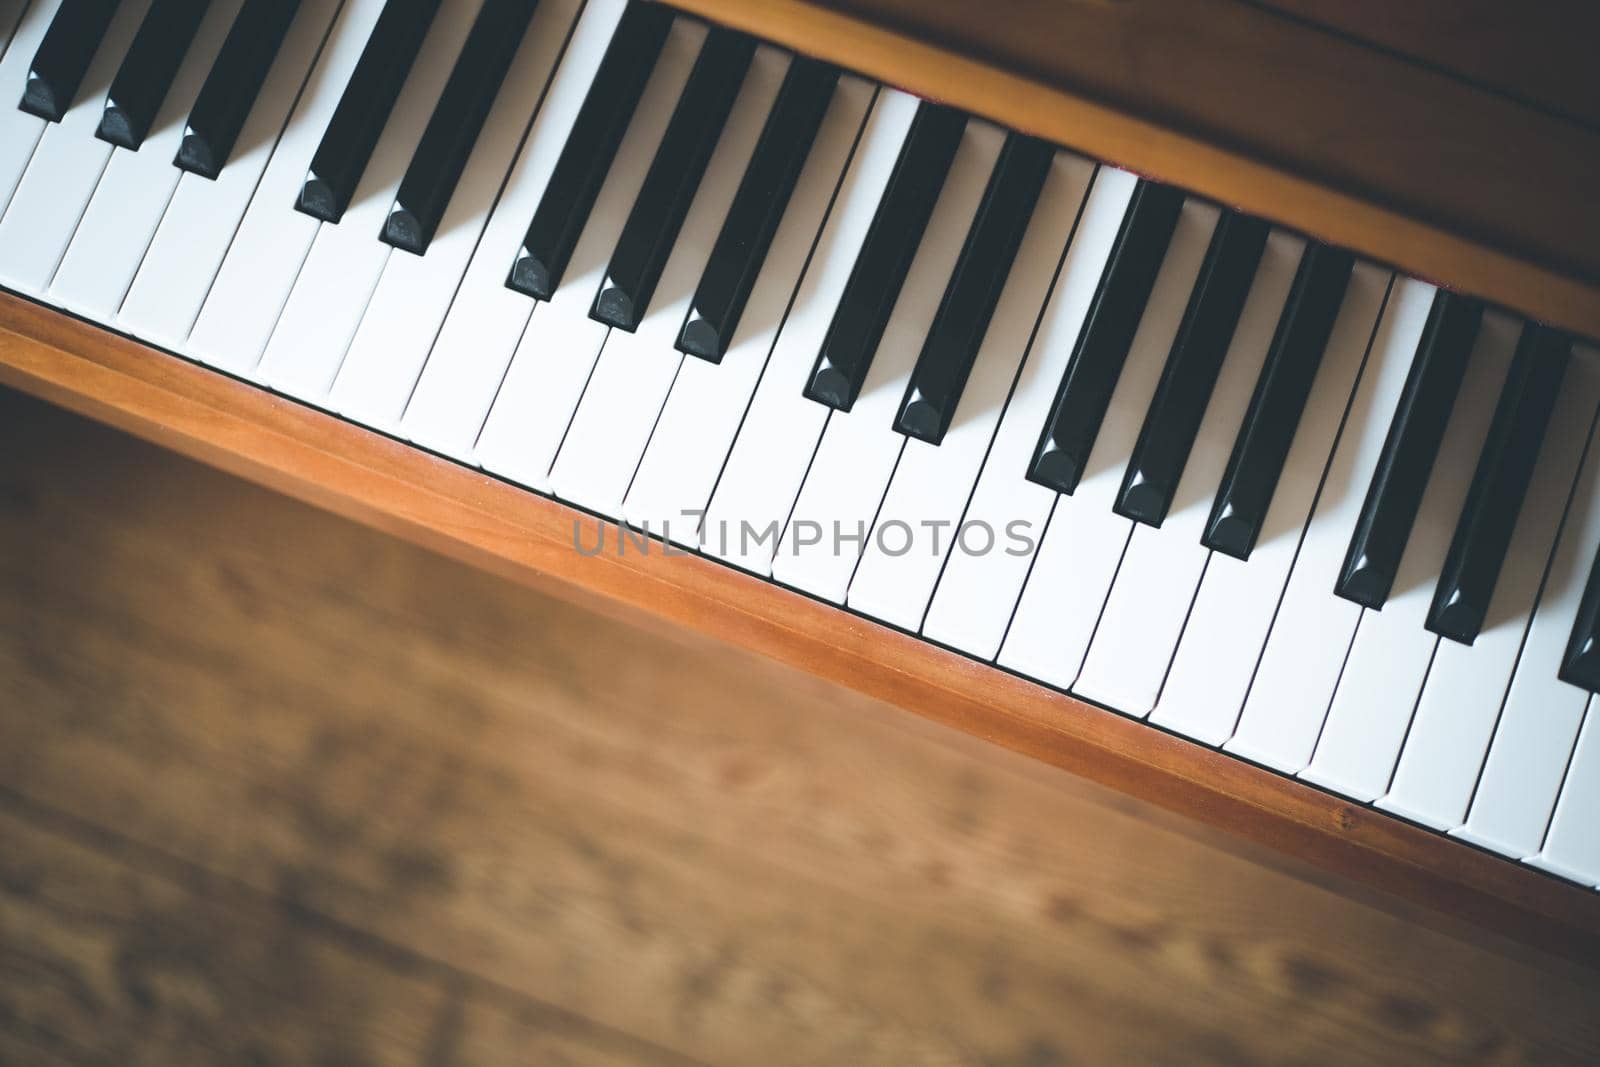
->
(1428, 326), (1568, 644)
(1115, 210), (1269, 526)
(297, 0), (441, 223)
(96, 0), (211, 149)
(1561, 545), (1600, 694)
(1026, 179), (1184, 494)
(590, 27), (755, 329)
(175, 0), (301, 179)
(803, 101), (967, 412)
(894, 132), (1053, 444)
(507, 2), (673, 300)
(20, 0), (119, 122)
(1203, 242), (1354, 560)
(1335, 289), (1484, 610)
(382, 0), (538, 255)
(676, 56), (837, 363)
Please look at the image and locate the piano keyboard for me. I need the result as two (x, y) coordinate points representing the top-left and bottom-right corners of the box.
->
(4, 0), (1599, 889)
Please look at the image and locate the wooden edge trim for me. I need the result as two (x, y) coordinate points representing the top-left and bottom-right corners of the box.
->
(659, 0), (1600, 342)
(2, 293), (1598, 967)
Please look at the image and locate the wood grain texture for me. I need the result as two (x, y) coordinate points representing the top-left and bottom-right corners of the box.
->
(661, 0), (1600, 341)
(4, 386), (1600, 1063)
(1, 295), (1599, 970)
(0, 801), (447, 1066)
(1244, 0), (1600, 129)
(0, 796), (676, 1066)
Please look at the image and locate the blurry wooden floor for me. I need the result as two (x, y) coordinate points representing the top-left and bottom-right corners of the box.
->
(2, 384), (1598, 1065)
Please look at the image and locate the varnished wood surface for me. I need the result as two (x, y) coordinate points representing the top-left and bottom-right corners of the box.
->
(5, 386), (1600, 1063)
(1246, 0), (1600, 129)
(5, 294), (1600, 964)
(666, 0), (1600, 341)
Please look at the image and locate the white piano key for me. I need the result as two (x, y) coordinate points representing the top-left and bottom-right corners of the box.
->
(328, 0), (583, 432)
(998, 198), (1220, 691)
(698, 87), (920, 574)
(171, 0), (388, 366)
(399, 0), (632, 460)
(1529, 700), (1600, 885)
(1223, 277), (1436, 770)
(846, 150), (1094, 629)
(49, 0), (246, 320)
(773, 120), (1005, 602)
(255, 0), (486, 402)
(918, 167), (1138, 655)
(547, 45), (791, 519)
(472, 19), (706, 492)
(1456, 394), (1600, 857)
(0, 0), (61, 219)
(1463, 678), (1588, 860)
(620, 75), (875, 546)
(1382, 345), (1600, 829)
(1074, 229), (1303, 715)
(1301, 310), (1518, 800)
(1150, 262), (1388, 744)
(0, 0), (151, 298)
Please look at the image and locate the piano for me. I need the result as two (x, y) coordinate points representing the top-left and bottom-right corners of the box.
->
(2, 0), (1599, 961)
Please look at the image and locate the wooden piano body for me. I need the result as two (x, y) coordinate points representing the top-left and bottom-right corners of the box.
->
(3, 0), (1598, 964)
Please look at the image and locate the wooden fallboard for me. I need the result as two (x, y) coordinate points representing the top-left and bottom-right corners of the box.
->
(3, 292), (1598, 967)
(661, 0), (1600, 343)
